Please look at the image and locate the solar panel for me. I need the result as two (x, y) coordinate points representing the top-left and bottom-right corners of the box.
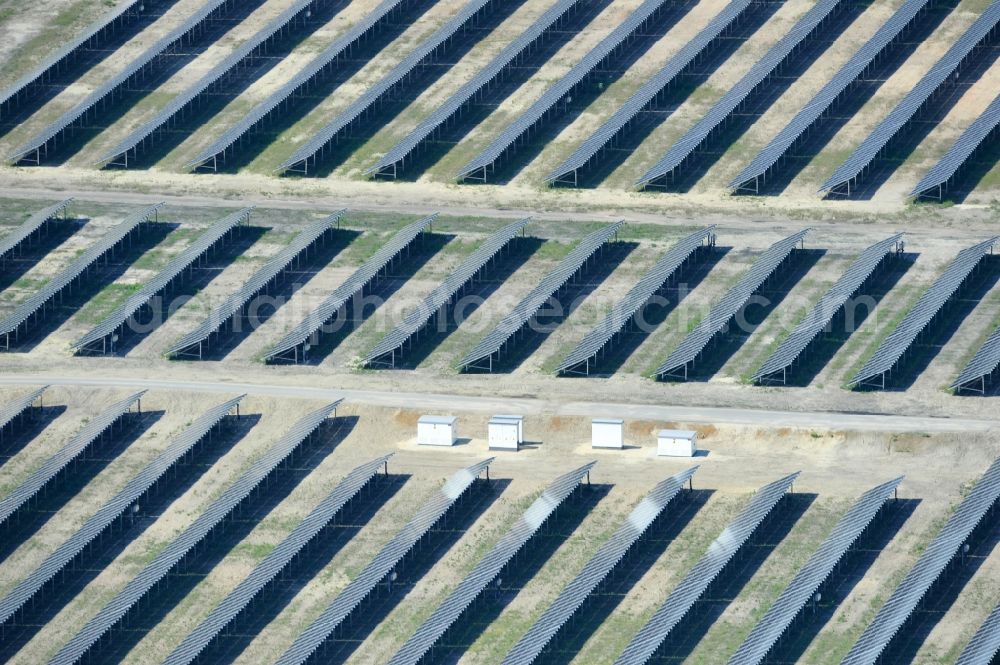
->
(753, 234), (904, 384)
(850, 236), (999, 389)
(731, 0), (937, 193)
(388, 461), (596, 665)
(728, 476), (903, 665)
(0, 0), (156, 120)
(956, 599), (1000, 665)
(821, 0), (1000, 196)
(365, 218), (530, 367)
(0, 199), (74, 265)
(264, 214), (436, 363)
(9, 0), (240, 166)
(952, 321), (1000, 394)
(557, 226), (716, 375)
(277, 0), (511, 175)
(501, 466), (698, 665)
(167, 210), (344, 359)
(656, 229), (810, 380)
(0, 204), (162, 350)
(912, 90), (1000, 200)
(0, 390), (145, 531)
(275, 458), (495, 665)
(841, 456), (1000, 665)
(372, 0), (602, 179)
(98, 0), (331, 168)
(188, 0), (420, 171)
(546, 0), (758, 186)
(615, 472), (800, 665)
(73, 208), (252, 355)
(50, 401), (343, 665)
(163, 453), (393, 665)
(637, 0), (849, 189)
(459, 221), (624, 371)
(0, 386), (48, 438)
(0, 395), (243, 631)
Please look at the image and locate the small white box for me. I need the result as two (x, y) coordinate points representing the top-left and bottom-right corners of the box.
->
(488, 416), (521, 450)
(592, 418), (624, 449)
(417, 415), (457, 446)
(657, 429), (697, 457)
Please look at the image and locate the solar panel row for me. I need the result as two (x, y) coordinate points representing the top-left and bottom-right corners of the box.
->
(264, 214), (436, 363)
(850, 236), (999, 389)
(278, 0), (510, 175)
(461, 0), (669, 182)
(0, 386), (48, 441)
(168, 210), (345, 359)
(0, 395), (243, 631)
(501, 466), (698, 665)
(51, 401), (343, 665)
(753, 234), (904, 384)
(956, 598), (1000, 665)
(656, 229), (810, 380)
(460, 221), (625, 371)
(388, 461), (596, 665)
(188, 0), (421, 171)
(9, 0), (240, 165)
(841, 456), (1000, 665)
(364, 217), (531, 367)
(615, 472), (800, 665)
(163, 454), (393, 665)
(276, 458), (495, 665)
(728, 476), (903, 665)
(0, 390), (145, 531)
(952, 321), (1000, 394)
(557, 225), (716, 375)
(731, 0), (937, 194)
(0, 199), (74, 265)
(0, 204), (162, 350)
(821, 0), (1000, 196)
(73, 207), (252, 355)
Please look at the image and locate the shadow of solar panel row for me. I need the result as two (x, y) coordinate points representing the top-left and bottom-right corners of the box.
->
(278, 0), (511, 176)
(163, 453), (392, 665)
(276, 458), (494, 665)
(365, 218), (530, 367)
(73, 207), (252, 355)
(168, 209), (344, 359)
(0, 386), (48, 444)
(615, 471), (800, 665)
(753, 233), (904, 385)
(99, 0), (333, 169)
(728, 476), (903, 665)
(50, 400), (342, 665)
(501, 466), (698, 665)
(637, 0), (848, 189)
(841, 456), (1000, 665)
(0, 395), (243, 634)
(557, 225), (716, 375)
(376, 0), (595, 180)
(546, 0), (757, 186)
(956, 598), (1000, 665)
(0, 0), (159, 121)
(0, 199), (74, 266)
(849, 236), (999, 389)
(952, 319), (1000, 394)
(821, 0), (1000, 196)
(912, 90), (1000, 200)
(0, 203), (162, 350)
(9, 0), (242, 166)
(731, 0), (936, 194)
(388, 461), (596, 665)
(459, 221), (624, 371)
(0, 390), (145, 531)
(656, 228), (809, 380)
(189, 0), (420, 171)
(264, 213), (435, 363)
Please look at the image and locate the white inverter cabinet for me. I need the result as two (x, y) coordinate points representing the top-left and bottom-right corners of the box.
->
(592, 418), (624, 449)
(488, 416), (522, 450)
(657, 429), (697, 457)
(417, 415), (457, 446)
